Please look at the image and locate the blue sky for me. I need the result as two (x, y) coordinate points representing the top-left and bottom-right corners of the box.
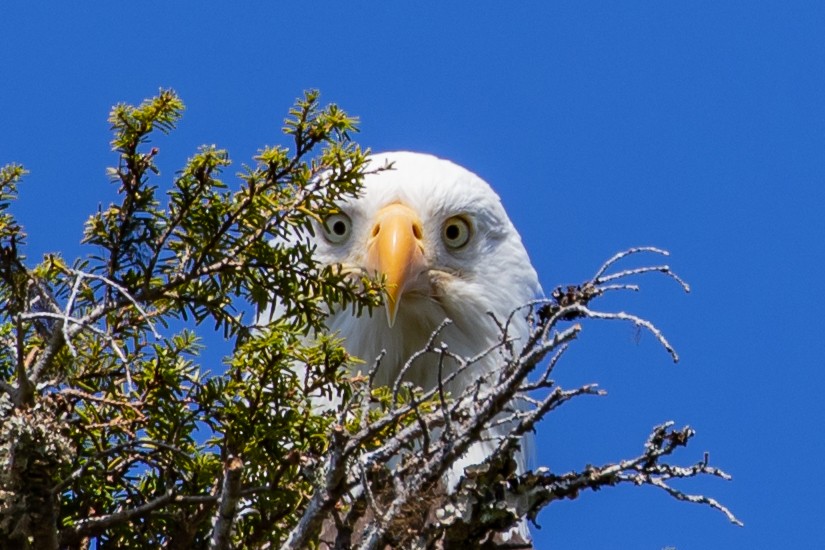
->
(2, 2), (823, 548)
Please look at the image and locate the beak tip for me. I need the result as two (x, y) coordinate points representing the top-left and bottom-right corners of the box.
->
(385, 301), (398, 328)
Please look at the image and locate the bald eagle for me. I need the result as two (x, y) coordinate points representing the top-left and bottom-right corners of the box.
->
(268, 151), (541, 541)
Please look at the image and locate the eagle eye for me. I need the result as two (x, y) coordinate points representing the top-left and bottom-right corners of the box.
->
(442, 216), (472, 249)
(322, 212), (352, 244)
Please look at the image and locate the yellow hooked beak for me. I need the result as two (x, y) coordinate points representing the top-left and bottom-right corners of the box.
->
(366, 203), (426, 327)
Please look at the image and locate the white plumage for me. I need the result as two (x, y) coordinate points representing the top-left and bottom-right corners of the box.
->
(313, 152), (541, 473)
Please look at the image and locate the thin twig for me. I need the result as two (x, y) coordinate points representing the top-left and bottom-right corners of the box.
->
(65, 268), (162, 340)
(596, 264), (691, 293)
(391, 319), (452, 404)
(592, 246), (670, 281)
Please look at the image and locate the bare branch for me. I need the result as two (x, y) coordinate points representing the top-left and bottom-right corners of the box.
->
(60, 490), (217, 545)
(596, 264), (691, 293)
(391, 319), (452, 404)
(63, 268), (162, 340)
(592, 246), (670, 281)
(425, 423), (741, 546)
(647, 472), (742, 526)
(573, 305), (679, 362)
(209, 456), (244, 550)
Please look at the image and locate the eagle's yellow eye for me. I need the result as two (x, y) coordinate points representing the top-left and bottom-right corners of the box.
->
(322, 213), (352, 244)
(442, 216), (472, 249)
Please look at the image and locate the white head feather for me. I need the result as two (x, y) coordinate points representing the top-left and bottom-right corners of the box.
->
(314, 151), (540, 475)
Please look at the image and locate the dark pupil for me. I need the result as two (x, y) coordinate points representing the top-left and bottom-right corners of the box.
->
(445, 224), (460, 241)
(332, 220), (347, 235)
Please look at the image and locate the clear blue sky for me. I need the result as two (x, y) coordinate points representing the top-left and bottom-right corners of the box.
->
(2, 2), (823, 548)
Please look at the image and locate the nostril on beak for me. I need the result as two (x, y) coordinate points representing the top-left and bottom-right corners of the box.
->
(412, 223), (423, 240)
(371, 224), (381, 238)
